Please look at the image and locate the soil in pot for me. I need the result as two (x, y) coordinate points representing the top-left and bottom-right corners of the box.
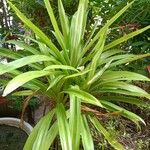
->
(0, 125), (28, 150)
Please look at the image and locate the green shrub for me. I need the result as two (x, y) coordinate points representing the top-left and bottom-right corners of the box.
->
(0, 0), (150, 149)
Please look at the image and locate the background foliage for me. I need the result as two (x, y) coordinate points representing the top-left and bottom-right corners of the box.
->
(1, 0), (148, 74)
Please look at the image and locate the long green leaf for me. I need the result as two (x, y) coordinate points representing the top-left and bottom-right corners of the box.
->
(32, 110), (55, 150)
(100, 81), (150, 98)
(3, 71), (50, 96)
(105, 25), (150, 50)
(0, 48), (45, 70)
(94, 89), (150, 99)
(98, 54), (135, 66)
(0, 55), (55, 75)
(101, 71), (150, 82)
(100, 49), (124, 60)
(81, 115), (94, 150)
(12, 90), (34, 96)
(110, 53), (150, 67)
(64, 69), (91, 79)
(90, 116), (125, 150)
(24, 109), (55, 150)
(44, 65), (79, 72)
(44, 121), (58, 149)
(63, 86), (103, 107)
(101, 100), (145, 124)
(87, 28), (108, 79)
(0, 63), (21, 76)
(44, 0), (65, 49)
(47, 75), (65, 90)
(69, 95), (81, 150)
(44, 0), (61, 34)
(24, 115), (44, 150)
(70, 0), (88, 66)
(58, 0), (69, 40)
(88, 60), (112, 85)
(56, 103), (72, 150)
(101, 96), (147, 107)
(38, 41), (51, 56)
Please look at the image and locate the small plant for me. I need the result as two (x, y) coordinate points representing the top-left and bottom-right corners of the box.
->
(0, 0), (150, 149)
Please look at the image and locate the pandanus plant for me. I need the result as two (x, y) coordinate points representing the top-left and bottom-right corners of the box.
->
(0, 0), (150, 149)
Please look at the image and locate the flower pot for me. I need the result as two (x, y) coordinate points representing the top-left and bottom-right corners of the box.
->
(0, 117), (32, 150)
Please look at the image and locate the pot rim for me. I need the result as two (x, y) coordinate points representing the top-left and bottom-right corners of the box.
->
(0, 117), (33, 135)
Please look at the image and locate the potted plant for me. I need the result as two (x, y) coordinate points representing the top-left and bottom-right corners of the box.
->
(0, 0), (150, 149)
